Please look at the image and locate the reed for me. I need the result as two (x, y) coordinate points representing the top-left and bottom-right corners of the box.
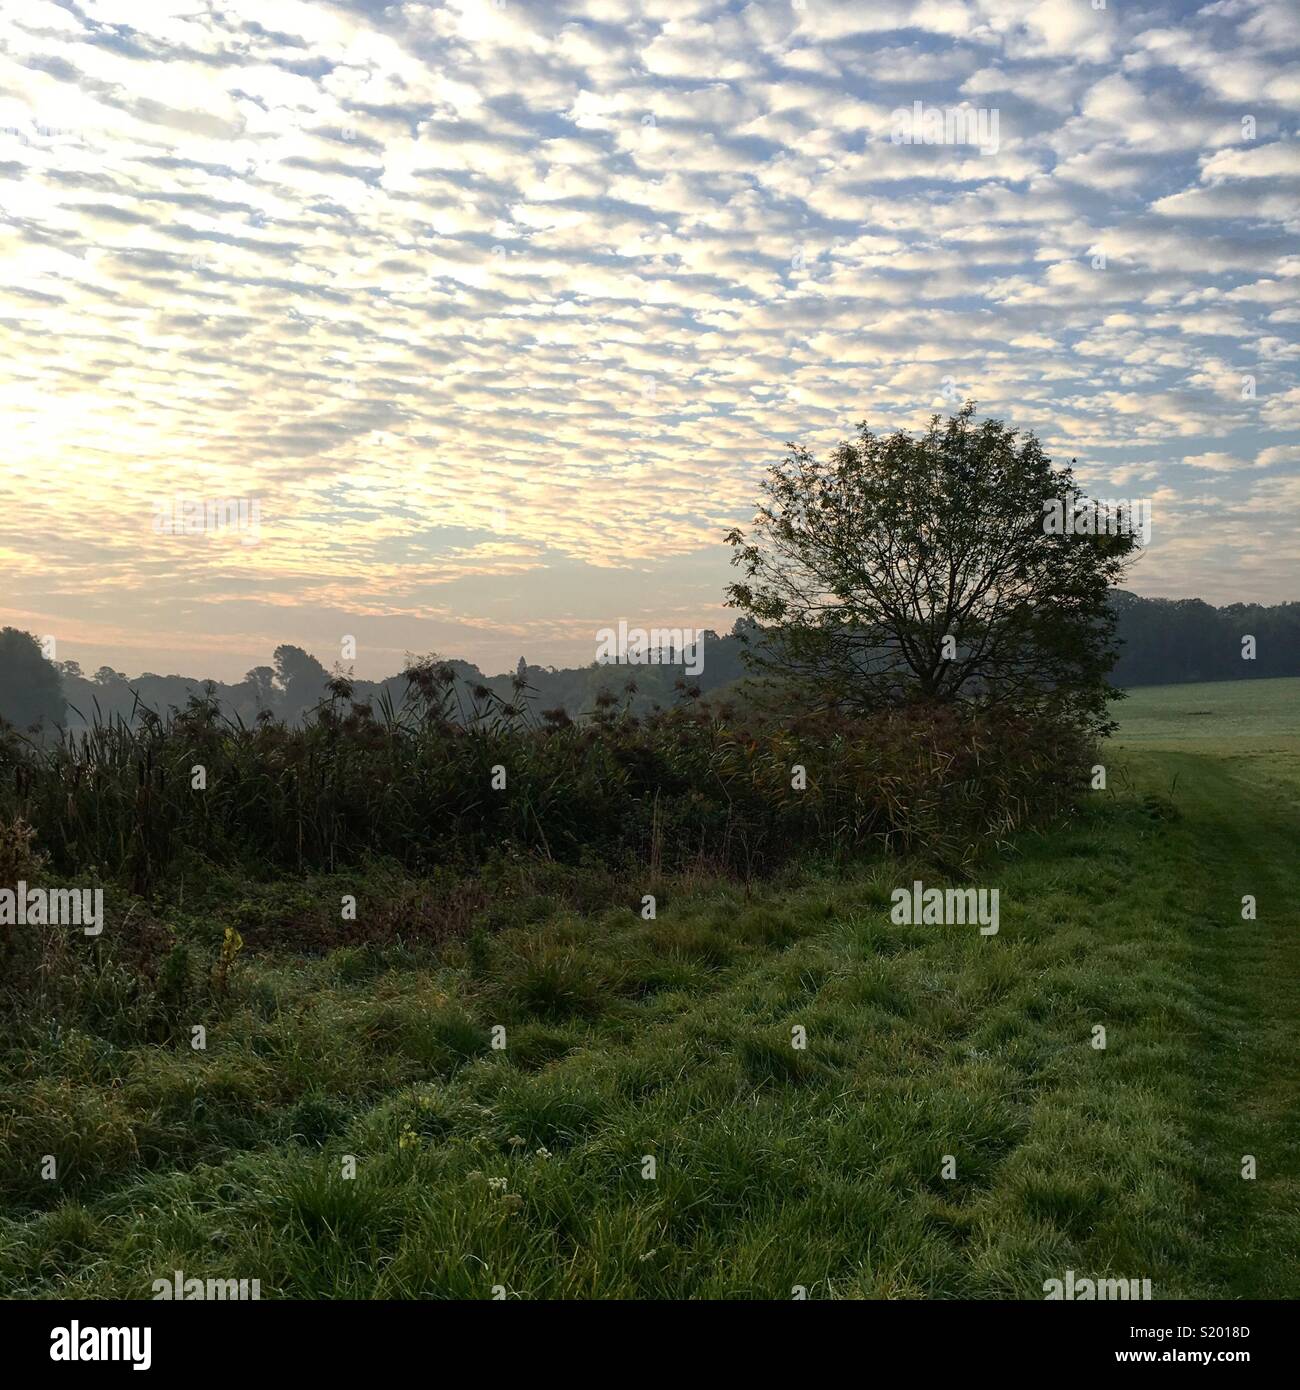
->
(1, 662), (1091, 894)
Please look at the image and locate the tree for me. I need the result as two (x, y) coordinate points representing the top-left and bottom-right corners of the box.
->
(242, 665), (277, 710)
(0, 627), (67, 733)
(725, 404), (1139, 734)
(272, 644), (329, 720)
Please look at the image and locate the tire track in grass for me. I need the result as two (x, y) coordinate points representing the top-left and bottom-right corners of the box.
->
(1124, 748), (1300, 1298)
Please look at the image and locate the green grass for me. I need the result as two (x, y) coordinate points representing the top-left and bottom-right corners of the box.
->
(1115, 675), (1300, 750)
(1, 680), (1296, 1299)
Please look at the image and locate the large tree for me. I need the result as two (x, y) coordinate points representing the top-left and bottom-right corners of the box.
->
(272, 644), (330, 721)
(0, 627), (67, 734)
(725, 404), (1140, 734)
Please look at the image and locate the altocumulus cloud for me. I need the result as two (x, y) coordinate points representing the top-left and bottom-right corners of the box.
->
(0, 0), (1296, 676)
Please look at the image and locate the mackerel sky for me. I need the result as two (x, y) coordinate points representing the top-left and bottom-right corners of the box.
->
(1, 0), (1297, 680)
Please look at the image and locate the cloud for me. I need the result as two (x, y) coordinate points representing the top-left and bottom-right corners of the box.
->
(0, 0), (1296, 678)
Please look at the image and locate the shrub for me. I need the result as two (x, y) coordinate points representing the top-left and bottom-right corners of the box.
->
(0, 670), (1092, 891)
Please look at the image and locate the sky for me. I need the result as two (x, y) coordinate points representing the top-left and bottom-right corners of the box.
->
(0, 0), (1297, 682)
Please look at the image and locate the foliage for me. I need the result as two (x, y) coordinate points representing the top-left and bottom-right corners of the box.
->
(0, 627), (66, 735)
(0, 662), (1092, 898)
(0, 742), (1295, 1298)
(725, 405), (1139, 736)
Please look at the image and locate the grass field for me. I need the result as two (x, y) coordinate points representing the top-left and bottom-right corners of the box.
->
(1, 679), (1296, 1299)
(1115, 675), (1300, 750)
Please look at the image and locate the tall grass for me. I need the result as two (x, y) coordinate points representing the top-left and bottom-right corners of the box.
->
(2, 663), (1091, 894)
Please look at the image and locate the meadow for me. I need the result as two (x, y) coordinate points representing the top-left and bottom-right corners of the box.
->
(0, 679), (1295, 1299)
(1113, 675), (1300, 749)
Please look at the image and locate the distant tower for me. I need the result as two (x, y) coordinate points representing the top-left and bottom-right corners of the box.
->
(516, 656), (527, 682)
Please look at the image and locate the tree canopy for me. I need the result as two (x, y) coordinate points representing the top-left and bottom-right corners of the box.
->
(725, 404), (1140, 734)
(0, 628), (66, 734)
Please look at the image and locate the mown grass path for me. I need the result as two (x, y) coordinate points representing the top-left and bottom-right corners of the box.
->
(1120, 745), (1299, 1298)
(2, 726), (1296, 1299)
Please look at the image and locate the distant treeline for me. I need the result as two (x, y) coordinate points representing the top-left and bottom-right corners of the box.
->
(1107, 591), (1298, 686)
(5, 591), (1298, 734)
(44, 633), (748, 732)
